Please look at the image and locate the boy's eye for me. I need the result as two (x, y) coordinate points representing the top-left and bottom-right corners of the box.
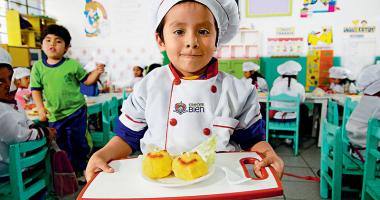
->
(173, 30), (184, 35)
(199, 29), (210, 35)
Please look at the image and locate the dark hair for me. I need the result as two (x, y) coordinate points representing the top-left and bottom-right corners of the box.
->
(282, 75), (297, 88)
(41, 24), (71, 47)
(155, 0), (219, 47)
(146, 63), (161, 74)
(339, 78), (350, 85)
(0, 63), (13, 73)
(249, 71), (264, 85)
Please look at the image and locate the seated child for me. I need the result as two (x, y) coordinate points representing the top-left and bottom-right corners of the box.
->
(0, 48), (55, 179)
(125, 65), (144, 93)
(328, 66), (357, 94)
(13, 67), (32, 109)
(346, 64), (380, 161)
(242, 62), (268, 92)
(270, 60), (305, 120)
(83, 55), (109, 93)
(86, 0), (284, 182)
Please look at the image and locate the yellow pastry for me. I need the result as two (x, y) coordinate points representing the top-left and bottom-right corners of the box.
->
(142, 150), (173, 179)
(172, 152), (208, 181)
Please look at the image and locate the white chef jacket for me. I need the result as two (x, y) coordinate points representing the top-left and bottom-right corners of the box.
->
(0, 101), (40, 177)
(270, 77), (305, 119)
(346, 95), (380, 148)
(243, 77), (268, 92)
(118, 62), (262, 155)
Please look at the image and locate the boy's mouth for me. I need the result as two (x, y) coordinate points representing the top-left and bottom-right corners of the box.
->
(181, 54), (202, 58)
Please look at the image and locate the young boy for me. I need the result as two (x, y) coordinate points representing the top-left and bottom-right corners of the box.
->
(30, 25), (104, 174)
(0, 48), (55, 178)
(13, 67), (32, 108)
(86, 0), (284, 181)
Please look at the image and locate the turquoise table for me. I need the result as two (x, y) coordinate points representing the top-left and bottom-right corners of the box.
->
(27, 93), (125, 121)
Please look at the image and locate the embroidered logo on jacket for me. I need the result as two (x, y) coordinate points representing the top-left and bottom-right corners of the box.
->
(173, 102), (205, 115)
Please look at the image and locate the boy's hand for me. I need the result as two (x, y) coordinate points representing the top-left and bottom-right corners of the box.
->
(85, 152), (114, 182)
(253, 150), (284, 179)
(45, 127), (56, 144)
(95, 64), (105, 75)
(38, 107), (48, 122)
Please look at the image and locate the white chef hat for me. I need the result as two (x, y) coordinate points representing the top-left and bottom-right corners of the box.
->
(329, 67), (348, 79)
(277, 60), (302, 75)
(13, 67), (30, 80)
(242, 62), (259, 72)
(152, 0), (239, 45)
(0, 47), (12, 66)
(356, 64), (380, 95)
(0, 48), (17, 92)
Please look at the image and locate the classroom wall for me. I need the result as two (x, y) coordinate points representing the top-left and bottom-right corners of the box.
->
(240, 0), (380, 88)
(44, 0), (380, 87)
(45, 0), (162, 87)
(239, 0), (380, 57)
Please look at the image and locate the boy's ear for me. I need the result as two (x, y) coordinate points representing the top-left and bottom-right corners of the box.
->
(155, 33), (166, 51)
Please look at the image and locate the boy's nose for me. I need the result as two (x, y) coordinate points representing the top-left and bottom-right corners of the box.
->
(185, 35), (199, 48)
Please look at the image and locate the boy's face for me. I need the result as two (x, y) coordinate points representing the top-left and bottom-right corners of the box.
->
(42, 34), (68, 60)
(0, 67), (15, 101)
(156, 2), (217, 77)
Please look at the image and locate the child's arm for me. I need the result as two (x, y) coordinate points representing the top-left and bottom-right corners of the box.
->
(85, 136), (133, 181)
(250, 141), (284, 179)
(31, 90), (48, 122)
(83, 64), (105, 85)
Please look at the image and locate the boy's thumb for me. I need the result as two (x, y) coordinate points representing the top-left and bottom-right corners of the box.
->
(99, 163), (114, 173)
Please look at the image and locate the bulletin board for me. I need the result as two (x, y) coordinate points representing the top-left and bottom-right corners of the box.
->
(246, 0), (292, 18)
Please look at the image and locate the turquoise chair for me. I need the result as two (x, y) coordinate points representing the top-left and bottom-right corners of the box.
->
(266, 94), (301, 155)
(109, 97), (119, 138)
(0, 138), (51, 200)
(91, 101), (112, 148)
(341, 98), (363, 170)
(320, 118), (364, 200)
(320, 119), (343, 200)
(361, 119), (380, 200)
(327, 99), (339, 126)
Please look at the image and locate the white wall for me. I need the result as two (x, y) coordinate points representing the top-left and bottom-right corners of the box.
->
(45, 0), (380, 84)
(239, 0), (380, 57)
(45, 0), (162, 87)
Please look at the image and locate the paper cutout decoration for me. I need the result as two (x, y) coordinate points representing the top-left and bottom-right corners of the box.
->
(84, 0), (109, 37)
(301, 0), (338, 18)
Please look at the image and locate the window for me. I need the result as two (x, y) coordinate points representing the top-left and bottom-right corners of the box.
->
(0, 0), (45, 44)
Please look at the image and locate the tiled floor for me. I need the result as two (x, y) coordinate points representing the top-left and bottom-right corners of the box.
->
(262, 138), (322, 200)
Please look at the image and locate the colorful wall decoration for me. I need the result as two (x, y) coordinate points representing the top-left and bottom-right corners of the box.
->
(84, 0), (108, 37)
(301, 0), (338, 18)
(307, 26), (333, 47)
(305, 50), (333, 91)
(267, 37), (303, 57)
